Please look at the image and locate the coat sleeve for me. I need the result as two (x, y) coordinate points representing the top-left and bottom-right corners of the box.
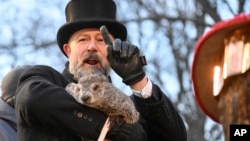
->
(131, 84), (187, 141)
(15, 65), (107, 140)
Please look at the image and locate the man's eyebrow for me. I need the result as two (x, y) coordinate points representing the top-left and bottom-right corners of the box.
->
(74, 34), (88, 39)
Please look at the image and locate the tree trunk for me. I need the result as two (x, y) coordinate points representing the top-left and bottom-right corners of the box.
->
(217, 69), (250, 141)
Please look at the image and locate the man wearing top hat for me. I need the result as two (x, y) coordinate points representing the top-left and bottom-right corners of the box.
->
(0, 65), (31, 141)
(15, 0), (187, 141)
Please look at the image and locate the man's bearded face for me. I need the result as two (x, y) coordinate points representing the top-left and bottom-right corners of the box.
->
(69, 52), (111, 80)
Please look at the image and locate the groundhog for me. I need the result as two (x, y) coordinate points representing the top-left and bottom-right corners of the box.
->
(65, 68), (139, 125)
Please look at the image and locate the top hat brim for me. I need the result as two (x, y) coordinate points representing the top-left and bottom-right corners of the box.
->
(191, 14), (250, 123)
(57, 19), (127, 57)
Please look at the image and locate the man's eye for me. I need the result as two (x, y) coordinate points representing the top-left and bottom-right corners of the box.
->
(97, 38), (104, 42)
(79, 38), (87, 42)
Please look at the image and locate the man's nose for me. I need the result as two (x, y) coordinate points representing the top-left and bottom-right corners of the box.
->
(87, 41), (98, 52)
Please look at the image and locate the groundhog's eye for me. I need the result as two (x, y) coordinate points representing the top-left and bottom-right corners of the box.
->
(77, 87), (80, 91)
(92, 83), (99, 90)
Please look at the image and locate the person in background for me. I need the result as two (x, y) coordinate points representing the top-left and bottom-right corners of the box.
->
(15, 0), (187, 141)
(0, 65), (31, 141)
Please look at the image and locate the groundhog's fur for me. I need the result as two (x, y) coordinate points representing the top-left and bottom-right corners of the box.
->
(65, 68), (139, 125)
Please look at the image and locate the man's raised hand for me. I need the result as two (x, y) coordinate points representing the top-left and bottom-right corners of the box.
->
(100, 25), (146, 85)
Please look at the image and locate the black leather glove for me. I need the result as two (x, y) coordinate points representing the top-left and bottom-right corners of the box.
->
(106, 119), (147, 141)
(100, 26), (147, 85)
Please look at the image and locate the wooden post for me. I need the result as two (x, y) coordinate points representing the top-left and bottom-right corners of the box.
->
(217, 69), (250, 141)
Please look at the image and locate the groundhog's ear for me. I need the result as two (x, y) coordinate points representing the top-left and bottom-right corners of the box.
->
(101, 76), (109, 82)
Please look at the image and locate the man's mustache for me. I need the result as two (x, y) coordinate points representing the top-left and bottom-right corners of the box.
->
(73, 52), (110, 81)
(84, 53), (100, 61)
(76, 53), (101, 69)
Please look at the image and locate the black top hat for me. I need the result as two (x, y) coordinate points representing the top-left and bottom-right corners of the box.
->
(1, 65), (32, 107)
(57, 0), (127, 57)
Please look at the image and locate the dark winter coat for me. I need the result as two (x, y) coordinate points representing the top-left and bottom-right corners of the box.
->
(15, 63), (186, 141)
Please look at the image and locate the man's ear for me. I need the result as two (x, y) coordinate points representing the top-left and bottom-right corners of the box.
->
(63, 44), (71, 57)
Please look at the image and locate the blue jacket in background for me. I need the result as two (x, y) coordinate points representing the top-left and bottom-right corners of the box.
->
(0, 98), (17, 141)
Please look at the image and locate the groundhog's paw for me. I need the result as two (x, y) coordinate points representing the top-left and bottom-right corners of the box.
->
(124, 111), (140, 124)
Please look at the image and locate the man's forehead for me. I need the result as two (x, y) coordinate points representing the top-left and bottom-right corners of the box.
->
(70, 28), (114, 40)
(74, 28), (102, 35)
